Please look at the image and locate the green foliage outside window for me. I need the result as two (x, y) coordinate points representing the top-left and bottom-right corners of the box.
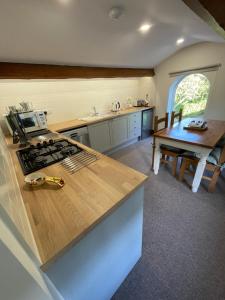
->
(174, 73), (210, 118)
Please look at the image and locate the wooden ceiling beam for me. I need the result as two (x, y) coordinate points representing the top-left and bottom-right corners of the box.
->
(0, 62), (155, 79)
(183, 0), (225, 39)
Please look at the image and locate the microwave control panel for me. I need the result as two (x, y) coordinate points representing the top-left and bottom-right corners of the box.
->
(36, 111), (47, 128)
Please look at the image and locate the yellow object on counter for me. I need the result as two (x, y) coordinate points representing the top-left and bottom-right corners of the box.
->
(25, 172), (65, 188)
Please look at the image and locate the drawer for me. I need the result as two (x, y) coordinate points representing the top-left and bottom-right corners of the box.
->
(128, 112), (142, 131)
(128, 126), (141, 139)
(129, 118), (141, 128)
(129, 112), (141, 121)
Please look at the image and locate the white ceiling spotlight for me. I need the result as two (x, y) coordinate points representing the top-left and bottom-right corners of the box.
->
(58, 0), (71, 4)
(139, 23), (152, 33)
(176, 38), (184, 45)
(109, 6), (125, 20)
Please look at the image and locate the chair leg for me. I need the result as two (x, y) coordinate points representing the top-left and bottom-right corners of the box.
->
(179, 158), (188, 181)
(208, 168), (221, 192)
(151, 143), (156, 171)
(172, 157), (178, 177)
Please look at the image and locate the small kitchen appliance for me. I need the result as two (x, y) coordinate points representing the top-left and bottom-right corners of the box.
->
(5, 110), (48, 136)
(111, 101), (121, 112)
(133, 99), (149, 107)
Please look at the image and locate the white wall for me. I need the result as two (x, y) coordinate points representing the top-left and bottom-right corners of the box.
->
(154, 42), (225, 120)
(0, 78), (155, 130)
(0, 235), (52, 300)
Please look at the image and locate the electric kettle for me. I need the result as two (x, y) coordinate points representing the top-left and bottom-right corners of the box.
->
(112, 101), (121, 112)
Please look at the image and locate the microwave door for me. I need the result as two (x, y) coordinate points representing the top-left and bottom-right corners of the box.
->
(20, 117), (37, 133)
(18, 112), (39, 133)
(21, 117), (36, 128)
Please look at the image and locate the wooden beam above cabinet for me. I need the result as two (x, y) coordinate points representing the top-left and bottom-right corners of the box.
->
(0, 62), (155, 79)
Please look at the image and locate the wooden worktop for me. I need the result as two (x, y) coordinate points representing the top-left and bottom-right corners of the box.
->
(49, 106), (154, 132)
(6, 135), (147, 270)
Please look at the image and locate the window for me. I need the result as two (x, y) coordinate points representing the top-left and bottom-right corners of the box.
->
(174, 73), (210, 118)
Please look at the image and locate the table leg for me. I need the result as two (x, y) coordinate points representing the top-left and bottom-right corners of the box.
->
(192, 154), (207, 192)
(154, 140), (161, 175)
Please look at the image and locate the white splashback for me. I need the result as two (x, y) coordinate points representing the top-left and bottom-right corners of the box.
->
(0, 78), (155, 128)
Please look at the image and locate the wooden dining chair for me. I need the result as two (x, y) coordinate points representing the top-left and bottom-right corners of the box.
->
(179, 145), (225, 192)
(151, 112), (183, 176)
(171, 109), (183, 127)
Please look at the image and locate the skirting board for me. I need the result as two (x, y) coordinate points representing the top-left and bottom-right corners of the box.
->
(105, 137), (140, 155)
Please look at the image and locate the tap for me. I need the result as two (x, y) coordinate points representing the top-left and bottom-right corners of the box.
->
(92, 106), (98, 116)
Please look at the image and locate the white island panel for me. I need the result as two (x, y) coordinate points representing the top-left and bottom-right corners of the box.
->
(46, 186), (144, 300)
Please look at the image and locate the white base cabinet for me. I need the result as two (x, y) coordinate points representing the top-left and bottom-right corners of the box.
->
(110, 116), (128, 147)
(88, 121), (111, 153)
(88, 112), (142, 153)
(46, 187), (144, 300)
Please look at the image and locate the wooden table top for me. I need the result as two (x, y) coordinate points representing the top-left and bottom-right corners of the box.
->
(49, 106), (154, 132)
(5, 135), (147, 270)
(154, 119), (225, 149)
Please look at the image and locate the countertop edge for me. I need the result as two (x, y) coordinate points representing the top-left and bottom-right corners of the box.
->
(153, 133), (214, 149)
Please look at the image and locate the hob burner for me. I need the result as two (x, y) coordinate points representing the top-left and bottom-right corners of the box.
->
(34, 156), (47, 164)
(61, 146), (77, 156)
(29, 149), (40, 158)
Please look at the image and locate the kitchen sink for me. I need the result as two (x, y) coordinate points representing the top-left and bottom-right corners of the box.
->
(79, 113), (114, 122)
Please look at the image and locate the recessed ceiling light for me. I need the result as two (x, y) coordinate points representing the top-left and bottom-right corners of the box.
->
(58, 0), (71, 4)
(176, 38), (184, 45)
(139, 23), (152, 33)
(109, 6), (125, 20)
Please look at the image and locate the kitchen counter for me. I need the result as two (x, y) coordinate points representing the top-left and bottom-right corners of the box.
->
(49, 106), (154, 132)
(5, 134), (147, 270)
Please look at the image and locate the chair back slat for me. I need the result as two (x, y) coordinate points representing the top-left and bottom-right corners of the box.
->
(171, 109), (183, 126)
(219, 145), (225, 164)
(152, 112), (169, 171)
(154, 113), (169, 132)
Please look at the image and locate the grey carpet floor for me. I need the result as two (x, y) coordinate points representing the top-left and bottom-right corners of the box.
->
(110, 138), (225, 300)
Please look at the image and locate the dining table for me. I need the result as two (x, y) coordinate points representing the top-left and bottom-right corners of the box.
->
(153, 118), (225, 192)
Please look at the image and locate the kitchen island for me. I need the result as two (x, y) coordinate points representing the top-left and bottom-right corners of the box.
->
(5, 133), (147, 300)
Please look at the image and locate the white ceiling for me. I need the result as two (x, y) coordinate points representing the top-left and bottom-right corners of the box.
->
(0, 0), (223, 68)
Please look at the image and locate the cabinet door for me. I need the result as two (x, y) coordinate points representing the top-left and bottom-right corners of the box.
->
(128, 112), (142, 139)
(88, 121), (111, 153)
(110, 116), (128, 147)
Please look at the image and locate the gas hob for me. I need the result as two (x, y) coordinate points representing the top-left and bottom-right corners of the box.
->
(16, 139), (83, 175)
